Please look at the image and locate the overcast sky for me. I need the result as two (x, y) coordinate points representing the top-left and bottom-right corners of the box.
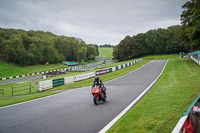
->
(0, 0), (187, 45)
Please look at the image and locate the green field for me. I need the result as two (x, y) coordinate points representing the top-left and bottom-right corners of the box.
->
(99, 48), (113, 58)
(108, 56), (200, 133)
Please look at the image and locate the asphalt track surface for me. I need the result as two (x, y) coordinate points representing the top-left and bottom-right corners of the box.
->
(0, 60), (167, 133)
(0, 75), (42, 85)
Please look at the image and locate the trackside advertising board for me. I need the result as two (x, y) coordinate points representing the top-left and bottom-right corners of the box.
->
(74, 72), (95, 82)
(96, 69), (109, 75)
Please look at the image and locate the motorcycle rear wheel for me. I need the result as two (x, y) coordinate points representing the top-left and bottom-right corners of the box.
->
(93, 95), (99, 105)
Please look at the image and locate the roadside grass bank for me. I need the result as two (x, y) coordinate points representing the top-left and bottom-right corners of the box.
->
(0, 59), (151, 107)
(107, 56), (200, 133)
(99, 48), (113, 58)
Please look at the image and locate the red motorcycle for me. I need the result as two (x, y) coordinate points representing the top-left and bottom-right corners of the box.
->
(91, 85), (107, 105)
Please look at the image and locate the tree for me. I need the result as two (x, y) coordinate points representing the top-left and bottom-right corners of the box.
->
(43, 46), (61, 64)
(7, 37), (25, 63)
(18, 50), (29, 66)
(113, 26), (187, 61)
(0, 27), (99, 65)
(180, 0), (200, 51)
(87, 44), (97, 59)
(77, 47), (87, 62)
(113, 45), (120, 59)
(27, 44), (43, 65)
(132, 34), (147, 57)
(0, 37), (9, 61)
(120, 36), (132, 60)
(95, 44), (99, 56)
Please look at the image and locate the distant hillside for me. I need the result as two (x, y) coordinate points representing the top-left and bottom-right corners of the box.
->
(99, 48), (113, 58)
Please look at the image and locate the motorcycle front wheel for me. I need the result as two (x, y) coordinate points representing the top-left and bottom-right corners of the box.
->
(103, 92), (107, 102)
(93, 95), (99, 105)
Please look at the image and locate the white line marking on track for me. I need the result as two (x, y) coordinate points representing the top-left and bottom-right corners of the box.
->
(99, 59), (168, 133)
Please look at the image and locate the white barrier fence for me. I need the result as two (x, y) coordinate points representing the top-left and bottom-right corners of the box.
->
(39, 80), (53, 91)
(68, 60), (112, 71)
(190, 56), (200, 66)
(39, 72), (96, 91)
(74, 72), (95, 82)
(68, 61), (104, 71)
(64, 76), (74, 84)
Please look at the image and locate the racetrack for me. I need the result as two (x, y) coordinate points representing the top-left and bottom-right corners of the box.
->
(0, 60), (167, 133)
(0, 75), (42, 85)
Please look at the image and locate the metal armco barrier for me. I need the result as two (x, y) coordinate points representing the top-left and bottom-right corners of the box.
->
(68, 60), (113, 72)
(0, 68), (68, 81)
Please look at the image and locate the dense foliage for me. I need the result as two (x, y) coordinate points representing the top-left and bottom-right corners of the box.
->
(113, 0), (200, 61)
(0, 28), (98, 66)
(180, 0), (200, 50)
(113, 25), (186, 61)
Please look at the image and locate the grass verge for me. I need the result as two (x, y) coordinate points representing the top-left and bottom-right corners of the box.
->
(107, 56), (200, 133)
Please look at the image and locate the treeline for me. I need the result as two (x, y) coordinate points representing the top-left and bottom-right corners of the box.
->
(0, 28), (98, 66)
(113, 0), (200, 61)
(113, 25), (186, 61)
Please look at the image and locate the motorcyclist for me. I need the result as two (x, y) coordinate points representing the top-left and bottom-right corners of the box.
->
(92, 76), (105, 91)
(92, 75), (107, 102)
(92, 76), (101, 87)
